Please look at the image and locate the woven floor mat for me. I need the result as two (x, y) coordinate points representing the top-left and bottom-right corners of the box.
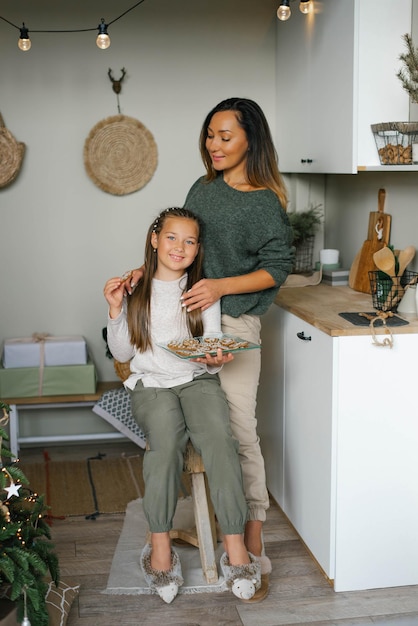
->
(19, 452), (144, 518)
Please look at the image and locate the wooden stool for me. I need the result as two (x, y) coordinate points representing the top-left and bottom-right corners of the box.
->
(170, 440), (218, 584)
(114, 361), (219, 584)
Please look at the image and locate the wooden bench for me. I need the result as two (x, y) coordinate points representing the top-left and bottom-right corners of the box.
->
(3, 381), (124, 457)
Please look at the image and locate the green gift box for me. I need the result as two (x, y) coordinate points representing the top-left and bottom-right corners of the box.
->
(0, 359), (97, 398)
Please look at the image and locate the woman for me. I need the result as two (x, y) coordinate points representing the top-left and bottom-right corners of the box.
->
(181, 97), (294, 601)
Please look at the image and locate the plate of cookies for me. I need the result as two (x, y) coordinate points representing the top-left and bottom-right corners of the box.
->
(158, 333), (261, 360)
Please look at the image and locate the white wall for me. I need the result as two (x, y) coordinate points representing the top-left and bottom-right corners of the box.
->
(324, 172), (418, 272)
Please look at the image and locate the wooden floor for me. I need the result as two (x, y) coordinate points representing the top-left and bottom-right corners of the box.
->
(19, 442), (418, 626)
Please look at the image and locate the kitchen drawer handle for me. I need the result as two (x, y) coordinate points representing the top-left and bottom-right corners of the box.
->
(297, 331), (311, 341)
(301, 158), (313, 164)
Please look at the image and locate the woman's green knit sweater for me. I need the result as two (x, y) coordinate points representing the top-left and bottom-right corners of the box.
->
(184, 175), (295, 318)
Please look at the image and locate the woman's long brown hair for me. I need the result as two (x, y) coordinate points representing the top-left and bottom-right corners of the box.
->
(127, 207), (204, 352)
(199, 97), (288, 209)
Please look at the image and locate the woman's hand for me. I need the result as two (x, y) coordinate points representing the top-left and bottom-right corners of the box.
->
(124, 266), (144, 295)
(103, 277), (126, 318)
(193, 348), (234, 366)
(181, 278), (224, 312)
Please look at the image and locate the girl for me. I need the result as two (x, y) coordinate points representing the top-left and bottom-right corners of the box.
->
(103, 207), (260, 604)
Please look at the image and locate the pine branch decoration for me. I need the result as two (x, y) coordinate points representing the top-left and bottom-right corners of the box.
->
(0, 411), (60, 626)
(397, 33), (418, 103)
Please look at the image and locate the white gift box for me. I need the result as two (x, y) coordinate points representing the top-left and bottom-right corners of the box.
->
(3, 335), (88, 368)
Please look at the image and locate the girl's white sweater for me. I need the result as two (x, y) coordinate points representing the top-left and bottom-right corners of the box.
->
(107, 274), (222, 389)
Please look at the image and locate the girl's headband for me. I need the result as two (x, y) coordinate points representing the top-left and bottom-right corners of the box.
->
(152, 207), (179, 233)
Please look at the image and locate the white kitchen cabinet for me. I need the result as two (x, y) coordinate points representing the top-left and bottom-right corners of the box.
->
(276, 0), (412, 173)
(258, 302), (418, 591)
(282, 311), (335, 580)
(256, 303), (285, 506)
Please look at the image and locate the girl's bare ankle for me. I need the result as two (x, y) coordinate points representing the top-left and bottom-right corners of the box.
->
(224, 535), (250, 566)
(150, 532), (172, 571)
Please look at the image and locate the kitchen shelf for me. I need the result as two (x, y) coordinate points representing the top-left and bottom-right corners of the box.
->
(357, 165), (418, 172)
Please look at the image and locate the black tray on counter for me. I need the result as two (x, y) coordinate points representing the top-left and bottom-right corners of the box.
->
(338, 312), (409, 327)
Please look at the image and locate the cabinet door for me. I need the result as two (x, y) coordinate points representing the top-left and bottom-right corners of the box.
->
(276, 12), (311, 172)
(283, 313), (335, 578)
(276, 0), (356, 173)
(334, 333), (418, 591)
(258, 305), (286, 507)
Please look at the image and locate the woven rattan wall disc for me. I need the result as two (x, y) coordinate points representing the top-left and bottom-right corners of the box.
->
(0, 113), (26, 188)
(84, 115), (158, 195)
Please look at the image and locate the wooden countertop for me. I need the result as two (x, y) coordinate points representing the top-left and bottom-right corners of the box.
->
(275, 284), (418, 337)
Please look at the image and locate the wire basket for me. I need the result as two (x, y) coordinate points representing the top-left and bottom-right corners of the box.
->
(293, 236), (314, 274)
(369, 270), (418, 312)
(371, 122), (418, 165)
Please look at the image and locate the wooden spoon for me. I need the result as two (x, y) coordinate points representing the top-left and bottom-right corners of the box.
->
(397, 245), (416, 277)
(373, 246), (396, 275)
(384, 245), (416, 310)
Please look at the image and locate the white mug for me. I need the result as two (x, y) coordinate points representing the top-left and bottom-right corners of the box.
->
(398, 285), (417, 316)
(320, 249), (339, 265)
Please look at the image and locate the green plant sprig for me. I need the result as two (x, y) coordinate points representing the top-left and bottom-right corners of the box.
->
(397, 33), (418, 103)
(287, 203), (323, 247)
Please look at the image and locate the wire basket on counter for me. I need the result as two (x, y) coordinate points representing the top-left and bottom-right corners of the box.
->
(293, 236), (314, 274)
(369, 270), (418, 312)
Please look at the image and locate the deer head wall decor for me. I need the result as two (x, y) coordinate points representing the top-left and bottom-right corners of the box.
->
(108, 67), (126, 94)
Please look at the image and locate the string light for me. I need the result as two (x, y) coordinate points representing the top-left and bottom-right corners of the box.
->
(299, 0), (312, 14)
(96, 18), (110, 49)
(277, 0), (291, 21)
(0, 0), (147, 52)
(277, 0), (314, 21)
(18, 23), (31, 51)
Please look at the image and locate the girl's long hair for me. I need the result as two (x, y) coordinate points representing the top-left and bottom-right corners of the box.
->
(127, 207), (204, 352)
(199, 97), (288, 209)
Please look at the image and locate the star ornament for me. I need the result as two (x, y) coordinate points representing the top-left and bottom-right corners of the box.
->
(5, 481), (21, 499)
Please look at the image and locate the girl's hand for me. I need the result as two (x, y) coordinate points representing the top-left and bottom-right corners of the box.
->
(181, 278), (224, 312)
(125, 267), (144, 295)
(193, 348), (234, 366)
(103, 277), (125, 318)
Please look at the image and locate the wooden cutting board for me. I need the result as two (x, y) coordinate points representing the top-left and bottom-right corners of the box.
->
(348, 188), (391, 293)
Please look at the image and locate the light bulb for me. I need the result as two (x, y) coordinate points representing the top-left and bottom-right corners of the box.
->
(96, 18), (110, 49)
(96, 33), (110, 49)
(299, 0), (312, 14)
(18, 38), (31, 51)
(18, 23), (31, 51)
(277, 3), (291, 21)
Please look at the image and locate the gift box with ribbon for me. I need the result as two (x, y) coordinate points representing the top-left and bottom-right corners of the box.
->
(0, 358), (97, 398)
(2, 334), (87, 369)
